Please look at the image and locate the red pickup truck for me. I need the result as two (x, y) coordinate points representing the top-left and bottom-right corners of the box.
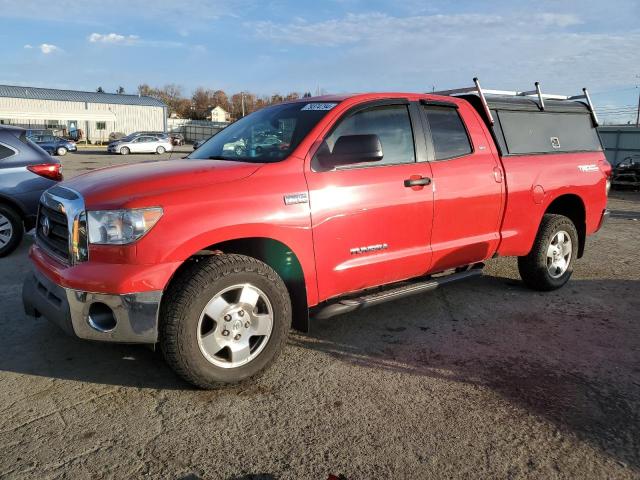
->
(23, 80), (611, 388)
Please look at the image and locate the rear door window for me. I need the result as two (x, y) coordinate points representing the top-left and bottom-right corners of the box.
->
(423, 106), (472, 160)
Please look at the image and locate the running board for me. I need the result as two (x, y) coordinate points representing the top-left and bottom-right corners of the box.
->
(312, 267), (483, 320)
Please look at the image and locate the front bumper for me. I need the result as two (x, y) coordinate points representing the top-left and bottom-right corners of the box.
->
(23, 267), (162, 344)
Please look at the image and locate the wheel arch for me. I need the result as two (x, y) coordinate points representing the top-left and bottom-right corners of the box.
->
(0, 194), (27, 219)
(165, 237), (310, 332)
(544, 193), (587, 258)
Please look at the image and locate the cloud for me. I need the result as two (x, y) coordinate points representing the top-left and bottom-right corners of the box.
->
(88, 32), (139, 44)
(39, 43), (59, 54)
(87, 32), (186, 49)
(23, 44), (33, 49)
(246, 10), (640, 99)
(250, 12), (582, 47)
(535, 13), (582, 28)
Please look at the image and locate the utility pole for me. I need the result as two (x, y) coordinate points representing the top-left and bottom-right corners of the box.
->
(636, 91), (639, 127)
(241, 92), (245, 117)
(636, 75), (640, 127)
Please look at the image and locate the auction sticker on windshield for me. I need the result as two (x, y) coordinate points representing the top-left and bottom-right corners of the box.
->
(301, 103), (338, 111)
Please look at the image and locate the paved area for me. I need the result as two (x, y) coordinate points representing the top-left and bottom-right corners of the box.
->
(0, 151), (638, 479)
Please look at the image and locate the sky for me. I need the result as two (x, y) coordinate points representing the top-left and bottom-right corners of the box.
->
(0, 0), (639, 124)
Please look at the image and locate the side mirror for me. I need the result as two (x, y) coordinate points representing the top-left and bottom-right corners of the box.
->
(317, 134), (383, 169)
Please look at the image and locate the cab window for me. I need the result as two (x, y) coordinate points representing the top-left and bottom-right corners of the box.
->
(323, 104), (415, 167)
(423, 105), (472, 160)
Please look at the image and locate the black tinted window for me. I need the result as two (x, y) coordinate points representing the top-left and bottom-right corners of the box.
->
(325, 105), (415, 167)
(423, 106), (472, 160)
(0, 143), (14, 160)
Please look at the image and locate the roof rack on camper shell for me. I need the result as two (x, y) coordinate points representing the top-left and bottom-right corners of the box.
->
(432, 77), (598, 126)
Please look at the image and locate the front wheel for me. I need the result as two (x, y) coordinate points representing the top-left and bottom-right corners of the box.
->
(120, 146), (130, 155)
(160, 254), (291, 389)
(56, 147), (67, 156)
(518, 214), (578, 291)
(156, 146), (166, 154)
(0, 205), (24, 257)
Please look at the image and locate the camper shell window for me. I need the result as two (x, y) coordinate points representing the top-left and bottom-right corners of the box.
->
(461, 95), (603, 156)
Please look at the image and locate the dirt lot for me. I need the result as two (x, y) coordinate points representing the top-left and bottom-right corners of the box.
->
(0, 150), (638, 479)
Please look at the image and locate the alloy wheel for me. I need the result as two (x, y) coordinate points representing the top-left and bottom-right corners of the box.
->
(197, 283), (274, 368)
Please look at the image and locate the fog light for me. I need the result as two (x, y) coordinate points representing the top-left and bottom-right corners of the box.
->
(87, 302), (117, 332)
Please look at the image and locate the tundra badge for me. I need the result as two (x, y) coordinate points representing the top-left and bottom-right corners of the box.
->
(283, 192), (309, 205)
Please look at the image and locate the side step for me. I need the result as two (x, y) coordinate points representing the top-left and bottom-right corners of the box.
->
(312, 266), (483, 320)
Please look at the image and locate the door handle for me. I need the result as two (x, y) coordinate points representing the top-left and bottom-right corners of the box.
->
(404, 176), (431, 188)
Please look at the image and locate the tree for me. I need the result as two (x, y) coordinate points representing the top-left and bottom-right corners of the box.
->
(96, 86), (104, 93)
(212, 90), (230, 112)
(191, 87), (216, 120)
(116, 86), (125, 94)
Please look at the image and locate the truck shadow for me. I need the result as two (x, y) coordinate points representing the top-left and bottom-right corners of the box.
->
(290, 275), (640, 472)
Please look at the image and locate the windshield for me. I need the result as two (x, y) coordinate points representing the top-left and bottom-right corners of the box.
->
(188, 101), (338, 163)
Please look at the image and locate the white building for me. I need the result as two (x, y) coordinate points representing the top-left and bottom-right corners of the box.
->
(0, 85), (167, 143)
(210, 106), (230, 123)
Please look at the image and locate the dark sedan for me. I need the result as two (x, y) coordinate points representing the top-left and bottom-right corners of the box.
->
(29, 134), (77, 156)
(0, 126), (62, 256)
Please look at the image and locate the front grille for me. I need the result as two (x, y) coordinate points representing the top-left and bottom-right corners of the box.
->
(37, 202), (70, 262)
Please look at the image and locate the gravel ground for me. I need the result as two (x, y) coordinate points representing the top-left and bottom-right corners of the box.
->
(0, 150), (638, 479)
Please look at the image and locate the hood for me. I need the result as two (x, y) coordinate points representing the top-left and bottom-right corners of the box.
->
(62, 159), (261, 208)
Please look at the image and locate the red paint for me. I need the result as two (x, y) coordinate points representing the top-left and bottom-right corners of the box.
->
(29, 93), (609, 308)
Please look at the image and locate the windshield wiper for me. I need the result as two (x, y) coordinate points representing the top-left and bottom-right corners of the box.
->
(207, 155), (235, 160)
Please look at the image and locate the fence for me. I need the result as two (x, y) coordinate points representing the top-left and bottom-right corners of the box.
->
(167, 118), (229, 143)
(598, 126), (640, 166)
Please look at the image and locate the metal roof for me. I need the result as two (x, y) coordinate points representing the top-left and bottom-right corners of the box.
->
(0, 84), (166, 107)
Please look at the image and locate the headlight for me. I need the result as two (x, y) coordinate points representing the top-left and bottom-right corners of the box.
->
(87, 208), (163, 245)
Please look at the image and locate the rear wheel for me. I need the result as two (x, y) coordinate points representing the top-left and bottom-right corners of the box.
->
(160, 254), (291, 389)
(156, 146), (166, 154)
(120, 146), (130, 155)
(518, 214), (578, 291)
(0, 205), (24, 257)
(56, 147), (67, 156)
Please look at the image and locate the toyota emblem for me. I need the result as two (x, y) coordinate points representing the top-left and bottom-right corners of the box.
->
(42, 216), (51, 236)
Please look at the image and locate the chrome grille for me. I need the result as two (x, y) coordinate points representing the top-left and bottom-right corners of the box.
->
(36, 187), (87, 264)
(37, 202), (70, 262)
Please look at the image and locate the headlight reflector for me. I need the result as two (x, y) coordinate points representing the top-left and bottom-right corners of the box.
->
(87, 208), (163, 245)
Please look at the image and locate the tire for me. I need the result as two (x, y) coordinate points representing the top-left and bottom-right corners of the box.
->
(0, 205), (24, 257)
(518, 214), (578, 291)
(160, 254), (291, 389)
(120, 146), (130, 155)
(56, 147), (67, 156)
(156, 146), (166, 154)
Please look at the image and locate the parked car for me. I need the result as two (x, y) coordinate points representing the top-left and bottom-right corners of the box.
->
(169, 133), (185, 146)
(252, 133), (283, 154)
(0, 126), (62, 256)
(23, 83), (611, 389)
(29, 134), (77, 156)
(222, 138), (246, 155)
(193, 137), (210, 150)
(109, 132), (126, 142)
(107, 132), (169, 148)
(611, 154), (640, 190)
(107, 135), (173, 155)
